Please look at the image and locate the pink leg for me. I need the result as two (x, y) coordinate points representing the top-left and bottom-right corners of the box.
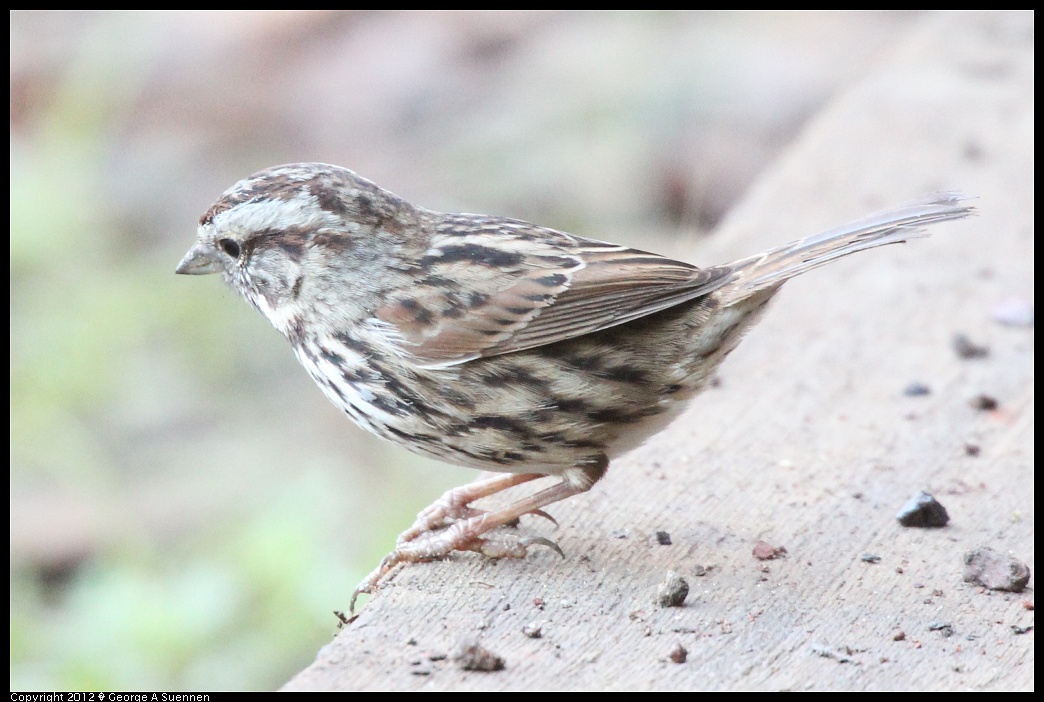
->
(351, 458), (607, 612)
(395, 472), (546, 545)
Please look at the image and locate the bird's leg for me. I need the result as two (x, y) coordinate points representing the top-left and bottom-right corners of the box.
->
(351, 457), (607, 612)
(395, 472), (546, 546)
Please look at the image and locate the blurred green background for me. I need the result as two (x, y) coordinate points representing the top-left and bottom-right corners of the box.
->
(10, 10), (919, 691)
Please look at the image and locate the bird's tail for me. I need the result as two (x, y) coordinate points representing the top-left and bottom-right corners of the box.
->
(717, 193), (975, 304)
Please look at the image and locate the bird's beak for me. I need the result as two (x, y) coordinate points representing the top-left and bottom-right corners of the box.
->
(176, 242), (222, 275)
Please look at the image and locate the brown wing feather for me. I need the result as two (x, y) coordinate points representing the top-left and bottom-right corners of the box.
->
(376, 217), (732, 367)
(489, 248), (729, 355)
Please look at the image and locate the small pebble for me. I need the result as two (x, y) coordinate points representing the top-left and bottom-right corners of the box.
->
(521, 623), (542, 639)
(454, 642), (505, 672)
(953, 333), (990, 359)
(903, 382), (931, 397)
(963, 547), (1031, 592)
(752, 540), (787, 560)
(896, 491), (950, 528)
(970, 394), (999, 411)
(657, 570), (689, 607)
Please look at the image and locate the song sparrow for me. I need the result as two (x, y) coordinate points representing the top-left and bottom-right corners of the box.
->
(176, 163), (972, 610)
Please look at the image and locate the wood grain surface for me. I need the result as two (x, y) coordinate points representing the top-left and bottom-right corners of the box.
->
(285, 11), (1034, 691)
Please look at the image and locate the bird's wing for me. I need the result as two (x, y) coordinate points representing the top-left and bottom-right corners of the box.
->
(375, 215), (731, 367)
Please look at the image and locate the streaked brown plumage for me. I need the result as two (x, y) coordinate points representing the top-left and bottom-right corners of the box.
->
(176, 163), (973, 610)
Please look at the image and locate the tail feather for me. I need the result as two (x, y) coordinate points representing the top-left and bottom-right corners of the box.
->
(719, 193), (975, 302)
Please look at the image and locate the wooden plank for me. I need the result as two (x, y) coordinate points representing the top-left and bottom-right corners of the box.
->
(285, 11), (1033, 691)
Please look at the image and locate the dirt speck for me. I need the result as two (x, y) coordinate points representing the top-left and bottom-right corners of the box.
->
(454, 641), (506, 672)
(753, 540), (787, 560)
(969, 394), (999, 411)
(953, 333), (990, 359)
(903, 382), (931, 396)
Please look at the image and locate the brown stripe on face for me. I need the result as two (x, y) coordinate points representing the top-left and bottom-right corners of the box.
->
(233, 227), (313, 262)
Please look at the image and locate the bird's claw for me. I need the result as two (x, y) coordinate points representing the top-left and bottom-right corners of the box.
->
(349, 526), (563, 614)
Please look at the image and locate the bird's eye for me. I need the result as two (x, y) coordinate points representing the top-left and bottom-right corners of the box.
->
(219, 238), (241, 259)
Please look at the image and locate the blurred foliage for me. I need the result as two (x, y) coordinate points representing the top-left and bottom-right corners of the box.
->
(11, 487), (355, 690)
